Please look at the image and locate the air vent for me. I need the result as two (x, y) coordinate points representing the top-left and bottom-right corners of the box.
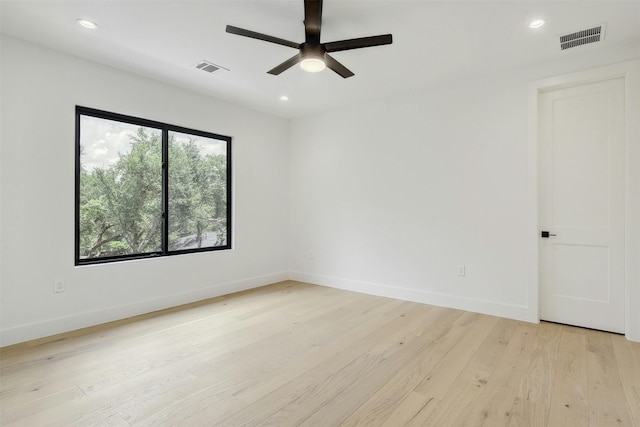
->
(194, 60), (228, 74)
(559, 24), (606, 50)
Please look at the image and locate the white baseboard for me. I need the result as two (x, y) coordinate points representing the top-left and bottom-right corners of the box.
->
(1, 270), (532, 347)
(289, 271), (529, 322)
(0, 272), (288, 347)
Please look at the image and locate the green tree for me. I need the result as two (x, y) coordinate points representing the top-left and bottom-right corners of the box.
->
(79, 127), (228, 259)
(168, 136), (227, 250)
(80, 127), (162, 258)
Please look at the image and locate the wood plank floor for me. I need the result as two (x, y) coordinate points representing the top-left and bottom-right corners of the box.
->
(1, 281), (639, 426)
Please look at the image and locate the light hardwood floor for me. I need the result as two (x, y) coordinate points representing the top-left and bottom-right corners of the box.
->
(1, 281), (639, 426)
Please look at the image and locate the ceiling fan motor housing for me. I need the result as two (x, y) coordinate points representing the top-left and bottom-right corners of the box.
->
(301, 43), (326, 61)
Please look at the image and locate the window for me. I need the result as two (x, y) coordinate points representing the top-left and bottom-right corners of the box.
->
(76, 106), (231, 265)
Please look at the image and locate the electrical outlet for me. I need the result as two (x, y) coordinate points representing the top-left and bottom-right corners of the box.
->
(53, 279), (65, 293)
(456, 265), (466, 276)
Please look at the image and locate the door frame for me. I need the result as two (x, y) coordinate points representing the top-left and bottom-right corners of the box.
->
(527, 60), (640, 342)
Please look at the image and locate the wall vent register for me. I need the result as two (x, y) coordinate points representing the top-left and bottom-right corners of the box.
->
(194, 60), (228, 73)
(559, 24), (606, 50)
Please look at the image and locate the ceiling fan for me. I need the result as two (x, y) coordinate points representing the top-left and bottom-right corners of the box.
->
(226, 0), (392, 78)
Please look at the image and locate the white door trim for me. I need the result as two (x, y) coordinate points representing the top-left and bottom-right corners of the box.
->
(527, 59), (640, 342)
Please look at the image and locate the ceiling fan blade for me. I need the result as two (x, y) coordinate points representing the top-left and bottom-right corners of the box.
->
(226, 25), (299, 49)
(304, 0), (323, 43)
(325, 54), (354, 78)
(324, 34), (393, 53)
(267, 54), (302, 75)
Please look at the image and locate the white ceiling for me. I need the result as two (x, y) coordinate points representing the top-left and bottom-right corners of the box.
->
(1, 1), (639, 119)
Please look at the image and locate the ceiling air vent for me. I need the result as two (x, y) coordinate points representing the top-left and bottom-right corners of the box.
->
(559, 23), (606, 50)
(194, 60), (228, 74)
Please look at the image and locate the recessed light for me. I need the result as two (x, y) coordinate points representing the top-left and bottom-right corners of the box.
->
(529, 19), (545, 29)
(279, 95), (290, 102)
(77, 19), (98, 29)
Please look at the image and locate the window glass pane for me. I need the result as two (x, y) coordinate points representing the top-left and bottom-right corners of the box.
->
(168, 131), (228, 251)
(79, 116), (162, 260)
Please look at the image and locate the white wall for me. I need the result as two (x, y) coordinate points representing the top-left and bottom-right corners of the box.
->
(289, 75), (530, 319)
(289, 43), (640, 324)
(0, 36), (290, 346)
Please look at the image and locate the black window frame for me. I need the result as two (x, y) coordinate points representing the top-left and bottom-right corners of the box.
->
(75, 106), (232, 265)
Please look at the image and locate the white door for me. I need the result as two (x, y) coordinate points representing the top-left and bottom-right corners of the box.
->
(538, 77), (625, 333)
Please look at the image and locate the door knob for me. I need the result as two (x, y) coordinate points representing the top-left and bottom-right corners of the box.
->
(541, 231), (557, 238)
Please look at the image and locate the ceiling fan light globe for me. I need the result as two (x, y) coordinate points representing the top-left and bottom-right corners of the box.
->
(300, 57), (326, 73)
